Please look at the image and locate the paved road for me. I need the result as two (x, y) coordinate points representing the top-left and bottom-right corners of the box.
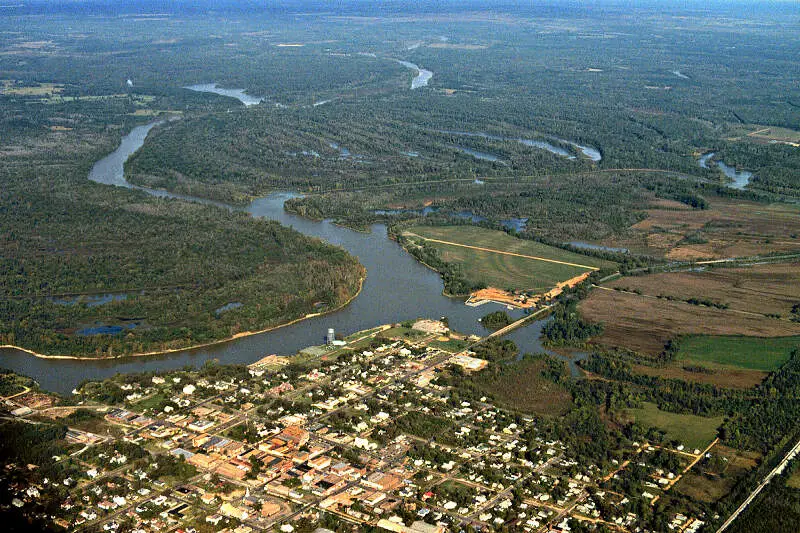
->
(716, 436), (800, 533)
(485, 305), (553, 339)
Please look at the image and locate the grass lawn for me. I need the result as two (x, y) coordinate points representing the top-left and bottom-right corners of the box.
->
(344, 325), (386, 341)
(346, 337), (377, 351)
(676, 335), (800, 372)
(380, 326), (427, 339)
(130, 392), (167, 412)
(405, 225), (613, 292)
(621, 402), (723, 449)
(428, 338), (469, 353)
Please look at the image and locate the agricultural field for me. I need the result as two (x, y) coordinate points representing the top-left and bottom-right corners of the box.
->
(404, 225), (612, 293)
(605, 197), (800, 260)
(618, 402), (723, 450)
(606, 262), (800, 318)
(630, 363), (767, 390)
(581, 263), (800, 355)
(674, 335), (800, 372)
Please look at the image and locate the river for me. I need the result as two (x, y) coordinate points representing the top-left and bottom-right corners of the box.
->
(1, 121), (574, 394)
(438, 129), (602, 162)
(184, 84), (263, 106)
(394, 60), (433, 89)
(697, 152), (753, 190)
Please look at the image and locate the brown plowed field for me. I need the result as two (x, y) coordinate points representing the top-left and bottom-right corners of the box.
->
(579, 290), (800, 355)
(630, 363), (767, 389)
(605, 262), (800, 317)
(601, 197), (800, 260)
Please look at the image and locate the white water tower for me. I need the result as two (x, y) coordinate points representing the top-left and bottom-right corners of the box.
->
(326, 328), (335, 345)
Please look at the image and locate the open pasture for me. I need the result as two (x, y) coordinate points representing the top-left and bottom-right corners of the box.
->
(675, 335), (800, 372)
(405, 225), (611, 293)
(619, 402), (723, 450)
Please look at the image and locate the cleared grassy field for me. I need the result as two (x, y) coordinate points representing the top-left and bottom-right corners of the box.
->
(473, 356), (573, 416)
(745, 125), (800, 144)
(788, 469), (800, 489)
(675, 444), (760, 502)
(380, 326), (427, 339)
(405, 225), (613, 292)
(1, 81), (64, 95)
(620, 402), (723, 449)
(676, 335), (800, 372)
(428, 338), (469, 353)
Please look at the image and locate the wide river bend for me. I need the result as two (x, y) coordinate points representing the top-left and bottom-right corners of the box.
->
(1, 122), (573, 394)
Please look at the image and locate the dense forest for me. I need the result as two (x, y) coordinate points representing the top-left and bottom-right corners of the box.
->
(480, 311), (513, 331)
(109, 10), (800, 216)
(1, 2), (797, 269)
(0, 95), (363, 357)
(726, 462), (800, 533)
(541, 302), (604, 345)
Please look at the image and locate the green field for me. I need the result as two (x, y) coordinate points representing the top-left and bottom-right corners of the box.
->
(428, 338), (470, 353)
(621, 402), (723, 449)
(380, 326), (428, 339)
(676, 335), (800, 372)
(405, 226), (613, 292)
(344, 326), (386, 341)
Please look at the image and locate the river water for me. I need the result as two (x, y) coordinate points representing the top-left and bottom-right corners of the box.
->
(184, 84), (263, 106)
(438, 129), (602, 162)
(394, 60), (433, 89)
(697, 152), (753, 190)
(0, 121), (576, 394)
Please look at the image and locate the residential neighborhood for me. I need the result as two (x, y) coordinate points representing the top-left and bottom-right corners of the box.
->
(1, 319), (717, 532)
